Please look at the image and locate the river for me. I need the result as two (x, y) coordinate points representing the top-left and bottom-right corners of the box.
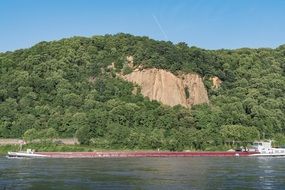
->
(0, 156), (285, 189)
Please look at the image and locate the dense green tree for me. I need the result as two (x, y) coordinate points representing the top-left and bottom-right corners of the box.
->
(76, 125), (92, 145)
(23, 128), (38, 143)
(220, 125), (260, 148)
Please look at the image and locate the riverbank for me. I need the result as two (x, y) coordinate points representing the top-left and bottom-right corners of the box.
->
(0, 144), (93, 155)
(1, 144), (232, 157)
(0, 141), (231, 155)
(0, 144), (166, 155)
(0, 138), (78, 145)
(3, 143), (256, 158)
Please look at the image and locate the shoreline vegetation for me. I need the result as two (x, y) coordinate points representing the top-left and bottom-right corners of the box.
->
(0, 137), (233, 155)
(1, 34), (285, 151)
(1, 136), (283, 155)
(0, 143), (231, 155)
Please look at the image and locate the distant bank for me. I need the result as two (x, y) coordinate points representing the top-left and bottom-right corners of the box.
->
(0, 138), (78, 145)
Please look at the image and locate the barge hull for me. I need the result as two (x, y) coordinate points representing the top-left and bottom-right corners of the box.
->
(37, 151), (257, 158)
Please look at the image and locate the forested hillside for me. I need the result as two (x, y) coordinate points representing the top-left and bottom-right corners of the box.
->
(1, 33), (285, 150)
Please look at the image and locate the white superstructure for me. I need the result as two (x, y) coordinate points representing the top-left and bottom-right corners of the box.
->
(250, 140), (285, 156)
(7, 149), (47, 158)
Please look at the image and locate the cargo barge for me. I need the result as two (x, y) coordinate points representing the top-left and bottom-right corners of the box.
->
(7, 150), (255, 158)
(40, 151), (256, 158)
(8, 141), (285, 158)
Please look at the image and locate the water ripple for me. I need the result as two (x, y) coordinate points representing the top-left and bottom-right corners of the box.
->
(0, 157), (285, 189)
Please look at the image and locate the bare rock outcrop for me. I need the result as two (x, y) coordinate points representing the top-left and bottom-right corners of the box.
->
(126, 55), (134, 68)
(122, 68), (209, 108)
(211, 76), (222, 89)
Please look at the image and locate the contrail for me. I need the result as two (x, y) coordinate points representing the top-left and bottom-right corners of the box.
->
(152, 14), (168, 41)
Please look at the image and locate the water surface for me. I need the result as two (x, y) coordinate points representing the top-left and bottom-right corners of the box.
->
(0, 156), (285, 189)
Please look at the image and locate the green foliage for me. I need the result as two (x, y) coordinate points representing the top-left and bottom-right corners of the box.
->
(76, 125), (91, 145)
(220, 125), (260, 142)
(220, 125), (260, 147)
(23, 128), (58, 144)
(15, 144), (93, 153)
(122, 65), (133, 75)
(0, 145), (20, 155)
(273, 133), (285, 147)
(23, 128), (38, 143)
(44, 128), (59, 140)
(184, 86), (190, 99)
(1, 34), (285, 150)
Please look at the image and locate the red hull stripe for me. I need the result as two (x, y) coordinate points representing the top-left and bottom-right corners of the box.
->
(37, 151), (258, 158)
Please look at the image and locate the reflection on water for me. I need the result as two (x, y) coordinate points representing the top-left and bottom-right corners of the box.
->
(256, 157), (281, 190)
(0, 157), (285, 189)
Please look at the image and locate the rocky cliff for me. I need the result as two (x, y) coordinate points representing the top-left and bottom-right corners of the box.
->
(122, 68), (209, 108)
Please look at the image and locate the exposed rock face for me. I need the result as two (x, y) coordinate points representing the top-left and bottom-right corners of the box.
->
(126, 56), (134, 64)
(126, 56), (134, 68)
(122, 68), (209, 108)
(107, 62), (115, 70)
(211, 76), (222, 89)
(181, 73), (210, 106)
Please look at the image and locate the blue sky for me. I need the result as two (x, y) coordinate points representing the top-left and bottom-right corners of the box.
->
(0, 0), (285, 52)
